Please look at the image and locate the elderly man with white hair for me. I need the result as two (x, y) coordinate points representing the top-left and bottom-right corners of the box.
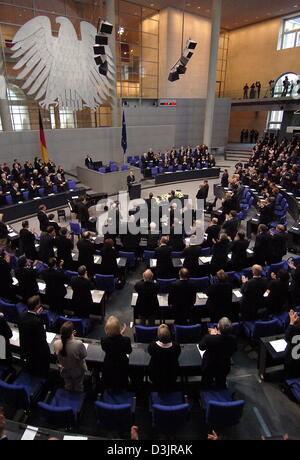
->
(199, 317), (237, 389)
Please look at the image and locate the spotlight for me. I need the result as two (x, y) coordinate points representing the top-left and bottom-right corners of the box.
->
(95, 35), (108, 45)
(98, 19), (113, 35)
(94, 45), (105, 55)
(183, 49), (193, 59)
(186, 39), (197, 49)
(177, 64), (186, 75)
(168, 70), (179, 82)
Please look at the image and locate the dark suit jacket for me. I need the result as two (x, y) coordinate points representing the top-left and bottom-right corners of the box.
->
(77, 238), (95, 274)
(19, 228), (37, 260)
(205, 224), (221, 247)
(37, 211), (50, 232)
(169, 279), (197, 322)
(0, 316), (12, 364)
(155, 245), (174, 278)
(270, 232), (287, 262)
(230, 239), (249, 271)
(285, 323), (300, 378)
(253, 231), (272, 265)
(206, 281), (233, 322)
(259, 203), (274, 225)
(222, 217), (239, 240)
(38, 232), (54, 263)
(99, 247), (119, 276)
(70, 276), (94, 317)
(196, 184), (209, 200)
(41, 268), (68, 309)
(15, 267), (39, 302)
(19, 311), (51, 376)
(199, 333), (237, 377)
(241, 276), (269, 320)
(54, 235), (74, 269)
(134, 280), (159, 317)
(183, 245), (202, 277)
(77, 202), (90, 227)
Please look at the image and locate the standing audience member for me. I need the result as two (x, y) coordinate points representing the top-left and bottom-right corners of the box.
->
(41, 258), (68, 313)
(37, 205), (50, 232)
(288, 259), (300, 307)
(155, 237), (174, 279)
(240, 265), (268, 320)
(54, 321), (87, 392)
(0, 250), (15, 301)
(206, 270), (233, 322)
(54, 227), (74, 270)
(285, 310), (300, 378)
(230, 231), (249, 271)
(270, 225), (287, 264)
(169, 268), (197, 324)
(15, 257), (39, 303)
(70, 266), (94, 317)
(101, 316), (132, 391)
(199, 317), (237, 389)
(77, 231), (95, 277)
(19, 221), (37, 261)
(38, 226), (55, 263)
(0, 215), (9, 250)
(222, 210), (239, 241)
(99, 238), (119, 277)
(19, 296), (51, 377)
(0, 313), (12, 366)
(134, 269), (159, 325)
(266, 269), (289, 315)
(148, 324), (181, 391)
(253, 224), (272, 266)
(210, 233), (230, 275)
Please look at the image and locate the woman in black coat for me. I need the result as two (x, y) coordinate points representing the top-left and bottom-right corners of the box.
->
(101, 316), (132, 391)
(206, 270), (233, 322)
(148, 324), (181, 391)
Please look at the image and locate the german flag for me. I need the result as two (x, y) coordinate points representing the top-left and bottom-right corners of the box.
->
(39, 110), (49, 164)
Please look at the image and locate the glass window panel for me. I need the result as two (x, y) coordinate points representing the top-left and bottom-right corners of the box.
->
(142, 88), (158, 98)
(50, 107), (56, 129)
(142, 18), (158, 35)
(297, 31), (300, 47)
(0, 5), (34, 25)
(141, 62), (158, 75)
(270, 110), (283, 122)
(284, 17), (300, 32)
(59, 108), (77, 128)
(269, 123), (281, 130)
(119, 13), (141, 30)
(282, 32), (296, 49)
(142, 47), (158, 62)
(141, 75), (158, 88)
(142, 32), (158, 48)
(117, 28), (140, 44)
(35, 0), (66, 14)
(119, 1), (141, 16)
(10, 105), (31, 130)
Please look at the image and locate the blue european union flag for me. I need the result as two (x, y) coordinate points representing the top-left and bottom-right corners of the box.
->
(121, 111), (127, 154)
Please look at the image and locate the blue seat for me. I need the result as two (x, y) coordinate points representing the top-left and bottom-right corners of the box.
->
(121, 164), (129, 171)
(143, 250), (156, 267)
(98, 168), (106, 173)
(64, 270), (77, 283)
(94, 400), (133, 431)
(171, 251), (183, 259)
(168, 166), (174, 172)
(134, 156), (140, 162)
(38, 187), (45, 197)
(243, 319), (279, 342)
(34, 262), (48, 275)
(95, 274), (116, 295)
(174, 324), (202, 343)
(152, 403), (189, 435)
(177, 165), (183, 171)
(151, 392), (186, 406)
(0, 364), (9, 380)
(5, 195), (13, 206)
(37, 389), (85, 429)
(135, 325), (158, 343)
(200, 247), (211, 257)
(0, 299), (26, 323)
(40, 310), (58, 331)
(67, 180), (77, 190)
(157, 278), (176, 294)
(269, 261), (288, 276)
(190, 277), (210, 292)
(0, 372), (45, 411)
(52, 185), (58, 193)
(110, 165), (119, 172)
(127, 156), (133, 164)
(102, 390), (135, 407)
(56, 316), (90, 337)
(285, 379), (300, 402)
(151, 167), (158, 177)
(271, 311), (289, 331)
(118, 251), (136, 268)
(22, 191), (29, 201)
(69, 222), (83, 236)
(201, 389), (244, 428)
(293, 256), (300, 267)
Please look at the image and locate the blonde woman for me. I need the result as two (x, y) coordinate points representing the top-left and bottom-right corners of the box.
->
(148, 324), (181, 391)
(101, 316), (132, 391)
(54, 321), (87, 392)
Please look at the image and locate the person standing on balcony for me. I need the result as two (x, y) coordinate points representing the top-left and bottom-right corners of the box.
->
(243, 83), (249, 99)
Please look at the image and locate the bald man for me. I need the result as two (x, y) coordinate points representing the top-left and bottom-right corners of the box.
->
(203, 217), (221, 248)
(270, 224), (287, 264)
(169, 268), (197, 324)
(240, 265), (268, 321)
(134, 269), (159, 325)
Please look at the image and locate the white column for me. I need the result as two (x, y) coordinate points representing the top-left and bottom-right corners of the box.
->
(0, 76), (12, 131)
(203, 0), (222, 151)
(106, 0), (121, 128)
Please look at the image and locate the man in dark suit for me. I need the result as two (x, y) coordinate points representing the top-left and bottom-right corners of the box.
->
(253, 224), (272, 266)
(203, 218), (221, 247)
(134, 269), (159, 325)
(70, 266), (94, 317)
(37, 205), (50, 232)
(155, 236), (174, 279)
(77, 231), (95, 276)
(183, 236), (202, 277)
(196, 180), (209, 208)
(169, 268), (197, 324)
(127, 170), (135, 187)
(54, 227), (74, 270)
(258, 197), (275, 225)
(38, 226), (55, 263)
(76, 196), (90, 229)
(15, 257), (39, 303)
(270, 224), (287, 264)
(19, 221), (37, 261)
(240, 265), (269, 320)
(47, 213), (61, 236)
(10, 183), (22, 204)
(199, 317), (237, 389)
(41, 258), (68, 312)
(229, 230), (249, 271)
(221, 169), (229, 188)
(19, 296), (51, 377)
(0, 313), (12, 366)
(285, 310), (300, 378)
(222, 210), (239, 240)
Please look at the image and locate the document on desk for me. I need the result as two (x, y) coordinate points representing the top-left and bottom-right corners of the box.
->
(46, 332), (56, 344)
(38, 282), (46, 292)
(233, 289), (243, 298)
(150, 259), (157, 268)
(131, 293), (138, 306)
(270, 339), (287, 353)
(247, 249), (254, 255)
(197, 345), (205, 358)
(199, 256), (212, 264)
(10, 330), (20, 347)
(21, 426), (38, 440)
(63, 435), (88, 441)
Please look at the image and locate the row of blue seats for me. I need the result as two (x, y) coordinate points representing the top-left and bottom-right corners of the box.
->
(3, 180), (77, 206)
